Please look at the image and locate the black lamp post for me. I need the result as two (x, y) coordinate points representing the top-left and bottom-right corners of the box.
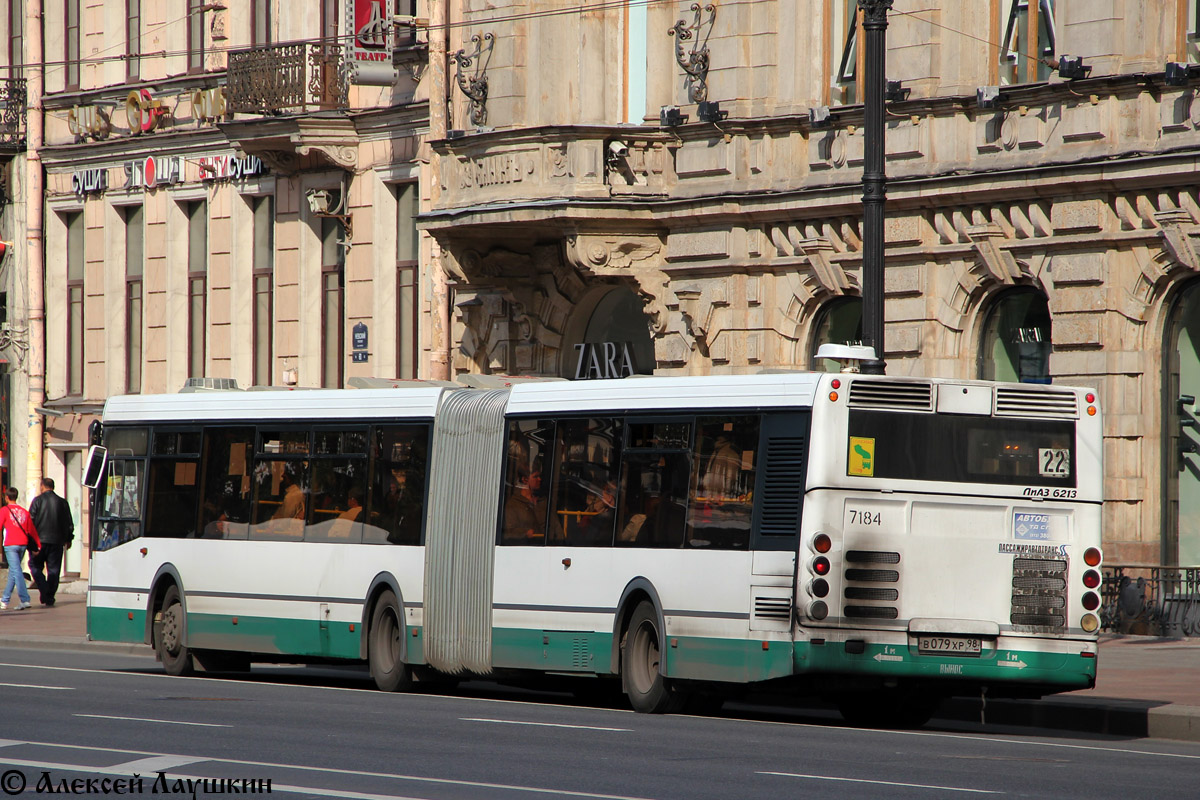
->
(859, 0), (891, 375)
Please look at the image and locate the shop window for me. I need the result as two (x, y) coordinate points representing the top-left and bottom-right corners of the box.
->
(810, 297), (863, 371)
(979, 288), (1053, 384)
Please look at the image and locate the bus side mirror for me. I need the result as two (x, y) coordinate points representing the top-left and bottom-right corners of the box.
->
(82, 445), (108, 489)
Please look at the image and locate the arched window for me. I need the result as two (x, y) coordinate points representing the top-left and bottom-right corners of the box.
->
(979, 288), (1052, 384)
(809, 297), (863, 371)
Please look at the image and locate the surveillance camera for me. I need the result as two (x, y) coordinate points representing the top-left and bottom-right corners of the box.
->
(306, 189), (332, 215)
(608, 141), (628, 158)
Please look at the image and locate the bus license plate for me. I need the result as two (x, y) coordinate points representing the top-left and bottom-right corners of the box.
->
(917, 636), (982, 656)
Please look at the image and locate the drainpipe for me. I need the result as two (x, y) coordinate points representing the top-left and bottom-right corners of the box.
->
(24, 0), (44, 496)
(426, 0), (451, 380)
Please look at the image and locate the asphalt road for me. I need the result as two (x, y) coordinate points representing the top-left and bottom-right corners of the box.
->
(0, 648), (1196, 800)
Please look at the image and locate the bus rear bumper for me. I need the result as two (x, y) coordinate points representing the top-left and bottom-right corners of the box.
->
(794, 635), (1097, 693)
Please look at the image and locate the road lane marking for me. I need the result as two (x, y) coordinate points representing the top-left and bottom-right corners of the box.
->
(74, 714), (232, 728)
(110, 756), (209, 773)
(759, 771), (1003, 794)
(461, 717), (632, 732)
(0, 682), (73, 690)
(0, 742), (658, 800)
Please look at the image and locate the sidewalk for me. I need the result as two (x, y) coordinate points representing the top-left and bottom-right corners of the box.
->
(1, 584), (1198, 742)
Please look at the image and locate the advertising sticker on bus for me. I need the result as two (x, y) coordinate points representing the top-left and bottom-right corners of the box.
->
(848, 436), (875, 477)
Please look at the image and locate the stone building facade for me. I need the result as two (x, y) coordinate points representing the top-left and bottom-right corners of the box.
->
(0, 1), (1197, 571)
(420, 0), (1200, 567)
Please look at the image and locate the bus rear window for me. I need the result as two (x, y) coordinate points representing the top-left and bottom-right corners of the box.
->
(847, 411), (1075, 487)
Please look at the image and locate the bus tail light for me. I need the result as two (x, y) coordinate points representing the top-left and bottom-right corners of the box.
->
(807, 600), (828, 621)
(1081, 591), (1100, 611)
(1082, 569), (1101, 589)
(807, 578), (829, 598)
(1083, 547), (1102, 567)
(810, 556), (830, 576)
(812, 533), (832, 554)
(1081, 613), (1100, 633)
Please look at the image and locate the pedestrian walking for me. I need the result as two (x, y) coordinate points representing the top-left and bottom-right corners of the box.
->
(0, 487), (41, 611)
(29, 478), (74, 607)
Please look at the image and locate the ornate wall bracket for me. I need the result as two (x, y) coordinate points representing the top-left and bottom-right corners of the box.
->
(669, 3), (716, 104)
(965, 224), (1024, 286)
(1155, 209), (1200, 273)
(452, 32), (494, 127)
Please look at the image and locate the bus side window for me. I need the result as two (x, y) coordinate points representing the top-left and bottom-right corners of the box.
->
(550, 417), (622, 548)
(500, 418), (558, 545)
(306, 429), (368, 544)
(365, 425), (429, 545)
(617, 420), (692, 549)
(251, 459), (310, 540)
(197, 428), (254, 539)
(686, 416), (759, 550)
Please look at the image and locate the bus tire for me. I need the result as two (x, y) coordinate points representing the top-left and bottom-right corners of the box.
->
(368, 591), (412, 693)
(835, 688), (940, 729)
(154, 585), (195, 677)
(621, 601), (685, 713)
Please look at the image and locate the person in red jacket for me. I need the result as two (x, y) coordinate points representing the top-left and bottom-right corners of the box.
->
(0, 487), (41, 611)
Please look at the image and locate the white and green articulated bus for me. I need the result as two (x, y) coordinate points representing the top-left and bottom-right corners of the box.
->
(86, 371), (1103, 726)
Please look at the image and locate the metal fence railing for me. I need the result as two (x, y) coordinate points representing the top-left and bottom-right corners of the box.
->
(1100, 565), (1200, 637)
(226, 42), (346, 115)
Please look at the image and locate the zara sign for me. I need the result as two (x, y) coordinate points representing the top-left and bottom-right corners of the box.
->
(573, 341), (637, 380)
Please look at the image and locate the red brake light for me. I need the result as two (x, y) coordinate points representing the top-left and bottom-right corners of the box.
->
(1085, 392), (1095, 403)
(1082, 592), (1100, 611)
(1084, 547), (1102, 567)
(831, 378), (841, 389)
(1082, 569), (1101, 589)
(812, 556), (830, 576)
(813, 533), (832, 553)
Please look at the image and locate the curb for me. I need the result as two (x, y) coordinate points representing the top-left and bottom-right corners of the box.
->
(0, 635), (151, 657)
(938, 695), (1200, 743)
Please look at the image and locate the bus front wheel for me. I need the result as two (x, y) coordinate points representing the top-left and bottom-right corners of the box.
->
(621, 601), (685, 713)
(154, 585), (195, 677)
(368, 591), (413, 692)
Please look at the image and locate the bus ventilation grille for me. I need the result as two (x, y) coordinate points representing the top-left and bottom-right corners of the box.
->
(572, 636), (590, 669)
(844, 551), (901, 620)
(995, 387), (1078, 419)
(754, 596), (793, 621)
(758, 437), (808, 537)
(1010, 557), (1067, 630)
(845, 606), (899, 620)
(847, 380), (933, 411)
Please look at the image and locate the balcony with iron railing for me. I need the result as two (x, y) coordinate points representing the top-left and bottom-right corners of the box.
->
(0, 78), (27, 146)
(226, 42), (346, 115)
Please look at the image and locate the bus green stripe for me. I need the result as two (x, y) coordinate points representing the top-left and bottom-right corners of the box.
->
(87, 606), (148, 645)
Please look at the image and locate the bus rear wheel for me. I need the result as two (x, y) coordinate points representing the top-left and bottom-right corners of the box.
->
(621, 601), (685, 713)
(368, 591), (413, 692)
(154, 585), (195, 677)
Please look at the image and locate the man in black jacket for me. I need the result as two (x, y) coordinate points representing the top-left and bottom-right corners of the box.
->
(29, 478), (74, 607)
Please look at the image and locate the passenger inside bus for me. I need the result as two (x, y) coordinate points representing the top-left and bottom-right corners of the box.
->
(503, 465), (559, 543)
